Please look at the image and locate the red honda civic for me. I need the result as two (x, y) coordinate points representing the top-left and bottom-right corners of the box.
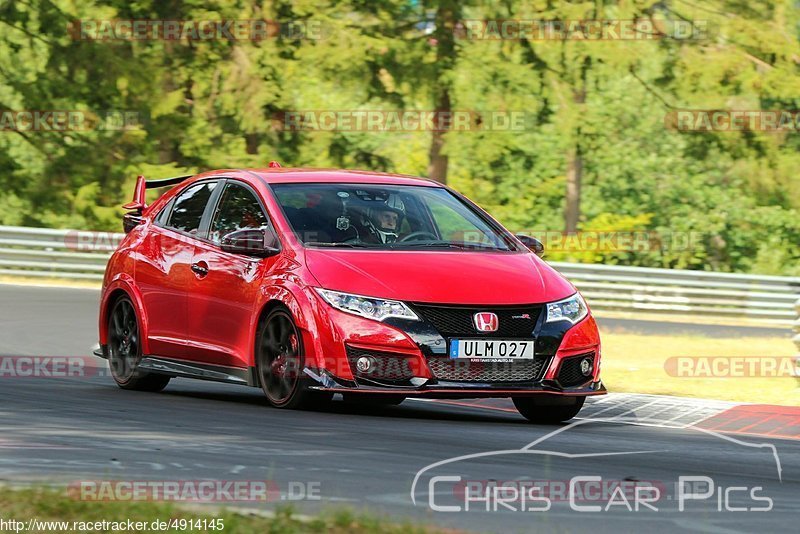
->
(97, 165), (605, 423)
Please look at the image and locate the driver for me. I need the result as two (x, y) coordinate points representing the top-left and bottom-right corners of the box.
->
(365, 195), (405, 244)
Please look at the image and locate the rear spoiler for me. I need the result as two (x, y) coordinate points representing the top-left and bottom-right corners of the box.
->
(121, 173), (193, 233)
(122, 174), (194, 213)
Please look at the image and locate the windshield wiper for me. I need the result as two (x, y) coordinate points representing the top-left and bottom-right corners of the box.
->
(306, 242), (377, 248)
(391, 241), (506, 251)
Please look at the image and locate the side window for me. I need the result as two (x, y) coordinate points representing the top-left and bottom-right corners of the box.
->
(168, 182), (217, 235)
(209, 183), (269, 243)
(154, 198), (174, 226)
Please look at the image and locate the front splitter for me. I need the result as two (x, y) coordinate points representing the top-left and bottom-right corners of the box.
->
(305, 368), (606, 399)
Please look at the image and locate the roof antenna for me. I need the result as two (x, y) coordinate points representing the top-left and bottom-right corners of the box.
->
(268, 161), (282, 168)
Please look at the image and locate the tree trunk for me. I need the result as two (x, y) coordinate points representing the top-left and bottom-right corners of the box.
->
(245, 133), (259, 155)
(565, 147), (582, 233)
(426, 1), (458, 184)
(427, 89), (451, 184)
(564, 57), (590, 232)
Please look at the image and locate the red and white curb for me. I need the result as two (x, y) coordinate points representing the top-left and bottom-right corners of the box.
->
(420, 393), (800, 440)
(579, 393), (735, 428)
(585, 394), (800, 440)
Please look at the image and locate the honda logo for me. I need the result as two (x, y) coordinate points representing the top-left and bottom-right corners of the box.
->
(473, 312), (499, 333)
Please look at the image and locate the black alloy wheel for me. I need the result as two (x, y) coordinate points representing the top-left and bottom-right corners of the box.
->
(108, 296), (170, 392)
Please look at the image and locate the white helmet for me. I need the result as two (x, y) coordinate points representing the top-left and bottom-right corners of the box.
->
(367, 195), (405, 243)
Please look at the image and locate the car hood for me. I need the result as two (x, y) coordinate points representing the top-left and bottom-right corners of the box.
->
(303, 249), (576, 305)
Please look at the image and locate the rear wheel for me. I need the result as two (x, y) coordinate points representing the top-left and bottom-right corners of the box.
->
(108, 296), (170, 392)
(256, 306), (331, 409)
(513, 395), (585, 424)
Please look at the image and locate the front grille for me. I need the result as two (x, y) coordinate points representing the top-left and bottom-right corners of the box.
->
(427, 357), (548, 382)
(345, 346), (418, 382)
(413, 304), (542, 338)
(557, 353), (594, 387)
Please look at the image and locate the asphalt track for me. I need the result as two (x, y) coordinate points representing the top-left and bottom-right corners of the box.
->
(0, 284), (798, 533)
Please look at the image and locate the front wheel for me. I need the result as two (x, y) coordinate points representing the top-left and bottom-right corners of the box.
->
(513, 395), (585, 424)
(256, 306), (331, 409)
(107, 296), (170, 392)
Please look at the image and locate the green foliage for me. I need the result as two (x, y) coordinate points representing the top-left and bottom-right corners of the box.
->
(0, 0), (797, 275)
(0, 487), (438, 533)
(0, 193), (28, 225)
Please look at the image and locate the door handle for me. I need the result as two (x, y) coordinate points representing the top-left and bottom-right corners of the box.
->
(191, 263), (209, 276)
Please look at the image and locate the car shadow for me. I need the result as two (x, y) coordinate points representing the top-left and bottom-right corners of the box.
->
(158, 383), (529, 424)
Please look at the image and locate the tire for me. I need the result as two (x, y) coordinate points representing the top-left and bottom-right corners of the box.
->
(256, 306), (331, 409)
(107, 296), (170, 392)
(342, 394), (406, 406)
(512, 395), (585, 424)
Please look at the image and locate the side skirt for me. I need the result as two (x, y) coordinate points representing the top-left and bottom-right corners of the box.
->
(93, 344), (260, 387)
(136, 356), (260, 387)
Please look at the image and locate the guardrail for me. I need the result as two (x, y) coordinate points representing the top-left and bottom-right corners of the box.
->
(1, 225), (798, 327)
(550, 261), (800, 326)
(794, 298), (800, 374)
(0, 225), (121, 281)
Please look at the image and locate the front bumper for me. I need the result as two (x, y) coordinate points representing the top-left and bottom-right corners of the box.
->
(305, 367), (607, 399)
(309, 298), (604, 397)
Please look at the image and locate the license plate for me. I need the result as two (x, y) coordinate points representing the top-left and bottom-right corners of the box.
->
(449, 339), (534, 361)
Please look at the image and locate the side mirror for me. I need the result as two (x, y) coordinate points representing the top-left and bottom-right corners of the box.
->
(515, 234), (544, 257)
(220, 229), (280, 258)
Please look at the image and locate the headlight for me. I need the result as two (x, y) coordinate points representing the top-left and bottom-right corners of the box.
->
(546, 293), (588, 324)
(315, 289), (419, 322)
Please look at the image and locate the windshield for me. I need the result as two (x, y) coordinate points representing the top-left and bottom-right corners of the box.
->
(271, 183), (518, 252)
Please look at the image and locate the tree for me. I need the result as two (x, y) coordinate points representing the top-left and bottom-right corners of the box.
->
(0, 0), (797, 275)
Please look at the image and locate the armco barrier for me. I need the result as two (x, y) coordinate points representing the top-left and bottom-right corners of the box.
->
(0, 225), (122, 280)
(0, 225), (798, 327)
(794, 298), (800, 375)
(549, 261), (799, 326)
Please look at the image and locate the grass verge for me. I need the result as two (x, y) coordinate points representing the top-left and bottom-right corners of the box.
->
(600, 331), (799, 405)
(0, 275), (100, 289)
(0, 487), (444, 534)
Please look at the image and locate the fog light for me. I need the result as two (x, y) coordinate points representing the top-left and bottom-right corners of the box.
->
(356, 356), (373, 373)
(580, 357), (593, 377)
